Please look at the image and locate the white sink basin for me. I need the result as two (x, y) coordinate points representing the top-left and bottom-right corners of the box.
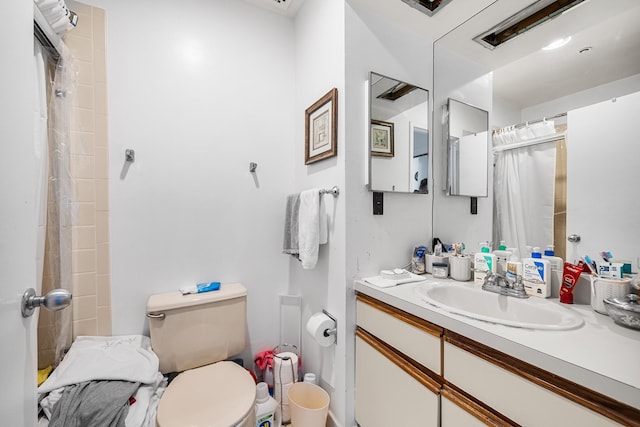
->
(414, 283), (584, 330)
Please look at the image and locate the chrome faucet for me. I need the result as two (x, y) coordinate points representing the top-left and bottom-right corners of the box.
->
(482, 271), (529, 298)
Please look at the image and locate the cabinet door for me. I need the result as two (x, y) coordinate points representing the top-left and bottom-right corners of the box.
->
(444, 341), (624, 426)
(355, 332), (439, 427)
(441, 386), (517, 427)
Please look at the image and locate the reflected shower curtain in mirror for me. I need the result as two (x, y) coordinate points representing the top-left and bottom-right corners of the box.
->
(492, 121), (557, 258)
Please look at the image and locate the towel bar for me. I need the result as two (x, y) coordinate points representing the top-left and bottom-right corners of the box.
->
(319, 186), (339, 197)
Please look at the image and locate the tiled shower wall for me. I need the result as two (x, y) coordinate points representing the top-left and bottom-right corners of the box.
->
(37, 3), (111, 368)
(67, 4), (111, 338)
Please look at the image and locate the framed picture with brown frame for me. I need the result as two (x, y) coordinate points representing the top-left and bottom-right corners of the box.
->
(305, 88), (338, 165)
(370, 119), (394, 157)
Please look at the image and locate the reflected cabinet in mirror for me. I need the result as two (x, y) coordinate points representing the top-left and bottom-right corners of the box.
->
(446, 99), (489, 197)
(369, 72), (429, 193)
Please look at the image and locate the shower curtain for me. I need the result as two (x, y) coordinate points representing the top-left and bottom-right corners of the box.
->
(492, 121), (558, 259)
(35, 39), (75, 368)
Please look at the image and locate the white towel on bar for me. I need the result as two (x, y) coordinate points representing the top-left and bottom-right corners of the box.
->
(283, 193), (301, 256)
(298, 189), (327, 269)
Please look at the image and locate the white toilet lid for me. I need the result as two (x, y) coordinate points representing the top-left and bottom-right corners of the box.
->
(157, 361), (257, 427)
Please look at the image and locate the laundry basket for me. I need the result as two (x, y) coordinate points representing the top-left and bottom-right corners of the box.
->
(287, 382), (330, 427)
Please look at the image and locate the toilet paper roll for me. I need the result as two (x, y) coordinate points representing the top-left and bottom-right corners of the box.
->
(274, 352), (298, 384)
(306, 312), (336, 347)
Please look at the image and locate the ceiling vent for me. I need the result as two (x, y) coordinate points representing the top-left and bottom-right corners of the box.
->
(401, 0), (454, 17)
(474, 0), (586, 50)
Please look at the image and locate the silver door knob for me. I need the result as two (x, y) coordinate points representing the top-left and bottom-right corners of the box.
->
(567, 234), (581, 243)
(21, 288), (72, 318)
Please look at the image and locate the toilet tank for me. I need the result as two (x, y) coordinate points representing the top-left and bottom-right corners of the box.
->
(146, 282), (247, 374)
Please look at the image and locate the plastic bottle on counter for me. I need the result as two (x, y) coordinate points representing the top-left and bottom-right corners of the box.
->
(255, 382), (279, 427)
(522, 247), (551, 298)
(543, 245), (564, 298)
(493, 241), (512, 275)
(474, 242), (496, 285)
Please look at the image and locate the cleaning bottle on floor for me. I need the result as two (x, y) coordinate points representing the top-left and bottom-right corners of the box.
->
(255, 382), (279, 427)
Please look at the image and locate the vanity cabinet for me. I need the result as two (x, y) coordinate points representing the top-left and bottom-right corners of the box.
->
(355, 292), (640, 427)
(355, 295), (441, 427)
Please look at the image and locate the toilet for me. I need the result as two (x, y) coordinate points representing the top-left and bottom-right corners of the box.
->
(146, 282), (256, 427)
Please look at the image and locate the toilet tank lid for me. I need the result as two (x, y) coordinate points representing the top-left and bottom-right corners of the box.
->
(146, 282), (247, 312)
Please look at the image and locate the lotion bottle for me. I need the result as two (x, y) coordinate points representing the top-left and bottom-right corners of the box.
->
(542, 245), (564, 298)
(493, 241), (512, 275)
(522, 247), (551, 297)
(505, 250), (522, 286)
(474, 242), (496, 285)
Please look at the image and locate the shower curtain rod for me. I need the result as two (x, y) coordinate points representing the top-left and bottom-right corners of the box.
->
(493, 112), (567, 133)
(492, 131), (566, 153)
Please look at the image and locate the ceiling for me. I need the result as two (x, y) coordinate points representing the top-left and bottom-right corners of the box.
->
(246, 0), (640, 108)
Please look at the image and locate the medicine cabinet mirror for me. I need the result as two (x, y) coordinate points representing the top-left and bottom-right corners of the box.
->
(445, 98), (488, 197)
(368, 72), (429, 194)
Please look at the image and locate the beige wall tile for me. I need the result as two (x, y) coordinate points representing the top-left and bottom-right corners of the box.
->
(95, 146), (109, 179)
(96, 211), (110, 244)
(94, 82), (107, 116)
(71, 202), (96, 226)
(73, 272), (97, 297)
(73, 295), (97, 321)
(70, 131), (95, 155)
(70, 154), (95, 179)
(71, 8), (93, 38)
(92, 8), (106, 51)
(95, 114), (108, 146)
(75, 60), (93, 86)
(70, 2), (93, 17)
(73, 179), (96, 203)
(72, 249), (96, 274)
(94, 50), (106, 84)
(66, 35), (93, 62)
(73, 318), (97, 338)
(72, 107), (95, 133)
(73, 84), (94, 110)
(96, 179), (109, 211)
(72, 226), (96, 250)
(97, 306), (112, 336)
(97, 275), (111, 306)
(97, 243), (110, 276)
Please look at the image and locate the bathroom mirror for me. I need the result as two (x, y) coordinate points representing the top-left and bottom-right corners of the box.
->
(433, 0), (640, 263)
(445, 98), (489, 197)
(369, 72), (429, 193)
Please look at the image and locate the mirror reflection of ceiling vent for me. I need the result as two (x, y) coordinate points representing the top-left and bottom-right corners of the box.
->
(401, 0), (454, 17)
(474, 0), (587, 50)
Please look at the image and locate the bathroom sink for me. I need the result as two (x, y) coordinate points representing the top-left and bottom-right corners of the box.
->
(414, 284), (584, 330)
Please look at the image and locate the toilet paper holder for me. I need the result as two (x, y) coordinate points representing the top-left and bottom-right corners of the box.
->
(322, 309), (337, 340)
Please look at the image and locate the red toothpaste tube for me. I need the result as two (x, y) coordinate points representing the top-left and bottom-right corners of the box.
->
(560, 262), (583, 304)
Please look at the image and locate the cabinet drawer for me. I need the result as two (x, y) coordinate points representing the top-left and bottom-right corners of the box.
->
(356, 295), (442, 375)
(356, 332), (439, 427)
(444, 340), (623, 426)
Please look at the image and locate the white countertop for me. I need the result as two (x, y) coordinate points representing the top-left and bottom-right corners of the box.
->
(355, 277), (640, 409)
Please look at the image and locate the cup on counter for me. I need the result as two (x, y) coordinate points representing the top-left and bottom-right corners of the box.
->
(449, 256), (472, 281)
(425, 254), (448, 274)
(590, 276), (632, 314)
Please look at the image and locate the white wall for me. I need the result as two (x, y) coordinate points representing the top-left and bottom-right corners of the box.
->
(345, 2), (435, 425)
(82, 0), (296, 363)
(291, 1), (347, 425)
(432, 46), (493, 252)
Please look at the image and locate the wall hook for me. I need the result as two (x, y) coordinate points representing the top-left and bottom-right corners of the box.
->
(249, 162), (257, 172)
(125, 149), (135, 162)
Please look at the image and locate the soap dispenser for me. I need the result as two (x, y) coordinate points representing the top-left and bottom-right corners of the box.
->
(522, 247), (550, 298)
(474, 242), (496, 285)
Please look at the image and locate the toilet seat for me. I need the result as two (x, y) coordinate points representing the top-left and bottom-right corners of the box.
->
(157, 361), (257, 427)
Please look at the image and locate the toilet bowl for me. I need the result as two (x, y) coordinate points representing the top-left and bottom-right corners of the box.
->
(147, 283), (256, 427)
(157, 361), (256, 427)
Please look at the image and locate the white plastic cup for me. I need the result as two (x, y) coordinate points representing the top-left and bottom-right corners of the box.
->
(450, 256), (472, 281)
(590, 276), (631, 314)
(287, 382), (330, 427)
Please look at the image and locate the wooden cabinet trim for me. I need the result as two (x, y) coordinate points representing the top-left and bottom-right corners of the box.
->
(356, 327), (442, 394)
(356, 292), (443, 338)
(445, 330), (640, 427)
(441, 384), (519, 427)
